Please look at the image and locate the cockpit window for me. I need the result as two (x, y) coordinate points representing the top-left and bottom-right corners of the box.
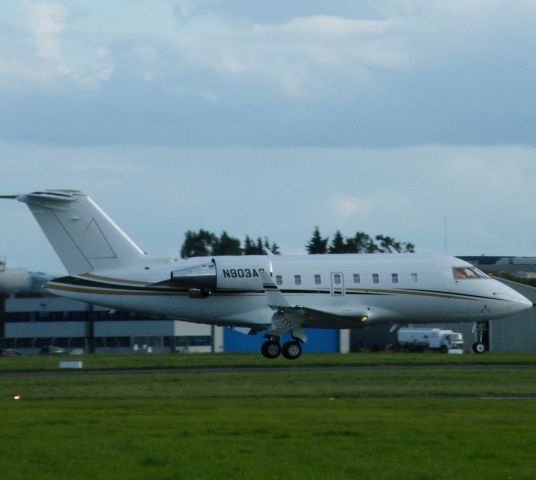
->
(453, 267), (488, 280)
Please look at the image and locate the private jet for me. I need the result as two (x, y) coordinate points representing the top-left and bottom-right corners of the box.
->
(1, 190), (532, 359)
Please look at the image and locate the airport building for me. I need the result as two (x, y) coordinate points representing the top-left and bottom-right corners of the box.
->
(0, 269), (347, 355)
(0, 294), (347, 355)
(0, 294), (220, 355)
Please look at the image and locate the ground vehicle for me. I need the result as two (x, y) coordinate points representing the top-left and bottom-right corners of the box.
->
(397, 328), (464, 353)
(0, 348), (22, 356)
(39, 345), (65, 355)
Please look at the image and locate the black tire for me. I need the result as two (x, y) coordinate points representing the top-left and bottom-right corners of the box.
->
(282, 341), (302, 360)
(440, 345), (448, 354)
(261, 340), (281, 359)
(472, 342), (486, 354)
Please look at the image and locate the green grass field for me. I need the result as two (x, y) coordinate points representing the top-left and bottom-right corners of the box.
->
(1, 354), (536, 479)
(2, 351), (536, 372)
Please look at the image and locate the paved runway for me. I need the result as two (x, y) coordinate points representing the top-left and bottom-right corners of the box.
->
(2, 363), (536, 378)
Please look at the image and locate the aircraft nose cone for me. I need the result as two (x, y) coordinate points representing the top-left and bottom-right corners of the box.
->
(492, 281), (533, 315)
(518, 295), (533, 310)
(508, 291), (533, 314)
(491, 277), (534, 315)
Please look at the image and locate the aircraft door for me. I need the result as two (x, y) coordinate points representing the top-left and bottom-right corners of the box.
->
(330, 272), (345, 296)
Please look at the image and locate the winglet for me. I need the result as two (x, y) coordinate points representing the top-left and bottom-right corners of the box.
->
(260, 271), (291, 308)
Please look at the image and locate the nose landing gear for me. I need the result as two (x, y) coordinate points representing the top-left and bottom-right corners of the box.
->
(472, 342), (486, 354)
(472, 320), (489, 354)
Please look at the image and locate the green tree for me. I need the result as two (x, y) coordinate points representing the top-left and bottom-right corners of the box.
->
(243, 236), (266, 255)
(375, 235), (400, 253)
(345, 231), (376, 253)
(375, 235), (415, 253)
(404, 242), (416, 253)
(328, 230), (346, 253)
(212, 231), (242, 256)
(181, 230), (281, 257)
(306, 226), (328, 254)
(263, 237), (280, 255)
(180, 229), (217, 258)
(243, 235), (256, 255)
(255, 237), (264, 254)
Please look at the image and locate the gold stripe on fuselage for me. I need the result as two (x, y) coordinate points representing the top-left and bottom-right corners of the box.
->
(46, 284), (184, 296)
(346, 288), (480, 302)
(80, 273), (148, 286)
(47, 282), (483, 302)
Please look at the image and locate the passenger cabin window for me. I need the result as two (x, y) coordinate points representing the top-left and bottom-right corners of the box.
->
(294, 275), (302, 286)
(353, 274), (361, 284)
(314, 274), (321, 285)
(453, 267), (488, 280)
(276, 275), (283, 285)
(333, 274), (342, 285)
(392, 273), (399, 284)
(372, 273), (380, 284)
(411, 273), (418, 283)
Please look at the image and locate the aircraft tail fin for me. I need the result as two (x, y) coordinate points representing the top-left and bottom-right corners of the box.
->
(16, 190), (145, 275)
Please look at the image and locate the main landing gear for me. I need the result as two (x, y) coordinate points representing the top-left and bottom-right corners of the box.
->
(261, 338), (303, 360)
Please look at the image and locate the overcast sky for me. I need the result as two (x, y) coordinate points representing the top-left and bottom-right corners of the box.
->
(1, 1), (536, 274)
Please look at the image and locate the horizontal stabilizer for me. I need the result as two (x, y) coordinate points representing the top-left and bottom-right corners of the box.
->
(0, 195), (18, 199)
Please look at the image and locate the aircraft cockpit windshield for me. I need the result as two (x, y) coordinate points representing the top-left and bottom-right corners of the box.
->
(453, 267), (489, 280)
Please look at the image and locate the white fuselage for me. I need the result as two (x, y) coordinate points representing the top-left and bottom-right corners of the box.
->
(45, 253), (532, 330)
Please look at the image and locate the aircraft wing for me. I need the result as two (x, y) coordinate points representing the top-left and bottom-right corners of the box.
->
(278, 306), (364, 325)
(260, 271), (368, 325)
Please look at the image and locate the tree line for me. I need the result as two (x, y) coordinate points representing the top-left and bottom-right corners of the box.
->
(180, 227), (414, 258)
(306, 227), (415, 254)
(180, 230), (280, 258)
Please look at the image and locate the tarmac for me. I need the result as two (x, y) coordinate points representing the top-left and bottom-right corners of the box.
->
(2, 363), (536, 378)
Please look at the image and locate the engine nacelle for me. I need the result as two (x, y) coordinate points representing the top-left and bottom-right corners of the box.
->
(170, 256), (271, 291)
(170, 261), (216, 290)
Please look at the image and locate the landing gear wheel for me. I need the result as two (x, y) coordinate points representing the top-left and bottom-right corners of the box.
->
(261, 340), (281, 359)
(472, 342), (486, 354)
(282, 341), (302, 360)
